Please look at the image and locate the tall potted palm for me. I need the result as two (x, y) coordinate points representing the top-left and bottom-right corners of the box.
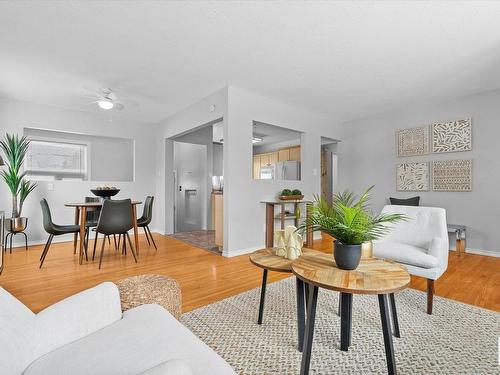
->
(299, 186), (405, 270)
(0, 134), (37, 231)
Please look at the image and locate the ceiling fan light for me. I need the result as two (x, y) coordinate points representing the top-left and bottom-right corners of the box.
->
(98, 99), (114, 110)
(252, 137), (263, 144)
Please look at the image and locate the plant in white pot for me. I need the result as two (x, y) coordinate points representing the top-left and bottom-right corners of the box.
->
(0, 134), (37, 231)
(298, 186), (405, 270)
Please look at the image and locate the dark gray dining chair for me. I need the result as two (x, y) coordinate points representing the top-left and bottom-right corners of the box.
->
(94, 199), (138, 269)
(39, 199), (81, 268)
(137, 196), (156, 250)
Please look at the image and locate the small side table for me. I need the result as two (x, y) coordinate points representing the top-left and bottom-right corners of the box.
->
(249, 248), (323, 351)
(261, 200), (313, 248)
(292, 253), (410, 375)
(447, 224), (466, 256)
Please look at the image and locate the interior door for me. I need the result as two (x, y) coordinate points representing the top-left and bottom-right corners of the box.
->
(173, 141), (207, 232)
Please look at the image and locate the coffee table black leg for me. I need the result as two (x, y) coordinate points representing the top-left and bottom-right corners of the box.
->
(300, 284), (319, 375)
(296, 277), (306, 351)
(337, 293), (341, 316)
(389, 293), (400, 338)
(257, 269), (268, 324)
(340, 292), (353, 351)
(378, 294), (397, 375)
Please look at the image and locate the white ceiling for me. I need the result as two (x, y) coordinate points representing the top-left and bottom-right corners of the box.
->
(1, 1), (500, 124)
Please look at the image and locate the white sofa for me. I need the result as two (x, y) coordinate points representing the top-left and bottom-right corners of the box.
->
(373, 205), (449, 314)
(0, 282), (235, 375)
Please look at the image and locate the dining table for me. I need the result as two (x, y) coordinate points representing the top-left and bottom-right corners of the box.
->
(65, 200), (142, 265)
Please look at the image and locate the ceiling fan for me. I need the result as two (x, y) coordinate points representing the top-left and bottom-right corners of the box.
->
(85, 88), (125, 111)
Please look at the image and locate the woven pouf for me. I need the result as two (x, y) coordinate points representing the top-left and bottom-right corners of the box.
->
(116, 274), (182, 320)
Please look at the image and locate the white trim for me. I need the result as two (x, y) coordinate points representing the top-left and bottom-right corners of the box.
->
(459, 247), (500, 258)
(222, 245), (264, 258)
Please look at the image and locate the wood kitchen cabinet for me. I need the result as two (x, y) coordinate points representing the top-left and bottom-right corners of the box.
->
(260, 153), (270, 167)
(289, 146), (301, 161)
(278, 148), (290, 162)
(253, 155), (261, 179)
(269, 152), (278, 165)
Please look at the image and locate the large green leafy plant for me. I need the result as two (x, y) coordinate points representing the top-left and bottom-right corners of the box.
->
(298, 187), (405, 245)
(0, 134), (37, 218)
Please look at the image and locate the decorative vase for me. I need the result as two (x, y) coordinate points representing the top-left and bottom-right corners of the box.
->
(333, 240), (362, 270)
(5, 217), (28, 233)
(361, 241), (373, 259)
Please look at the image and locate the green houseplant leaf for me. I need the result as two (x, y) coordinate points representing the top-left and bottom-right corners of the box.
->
(0, 133), (36, 218)
(298, 186), (406, 245)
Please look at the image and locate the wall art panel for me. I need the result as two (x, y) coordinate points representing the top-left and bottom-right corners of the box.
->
(396, 162), (429, 191)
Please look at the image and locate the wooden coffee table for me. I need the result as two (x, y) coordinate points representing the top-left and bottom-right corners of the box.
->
(249, 247), (323, 351)
(292, 252), (410, 375)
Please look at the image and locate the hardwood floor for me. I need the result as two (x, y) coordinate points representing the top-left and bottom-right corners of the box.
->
(0, 233), (499, 313)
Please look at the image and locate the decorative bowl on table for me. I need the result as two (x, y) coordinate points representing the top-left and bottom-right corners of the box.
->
(91, 187), (120, 200)
(278, 188), (304, 201)
(279, 195), (304, 201)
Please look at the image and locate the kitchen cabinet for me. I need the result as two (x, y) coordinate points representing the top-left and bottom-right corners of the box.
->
(289, 146), (301, 161)
(260, 153), (270, 167)
(214, 194), (224, 248)
(278, 148), (290, 162)
(253, 155), (261, 179)
(269, 152), (279, 165)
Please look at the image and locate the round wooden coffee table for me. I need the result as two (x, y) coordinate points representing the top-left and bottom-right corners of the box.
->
(292, 252), (410, 375)
(249, 247), (323, 351)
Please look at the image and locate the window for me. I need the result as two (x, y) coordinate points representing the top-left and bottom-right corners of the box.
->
(25, 140), (88, 181)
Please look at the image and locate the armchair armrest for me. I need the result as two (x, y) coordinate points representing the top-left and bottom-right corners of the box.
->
(428, 237), (449, 263)
(33, 282), (122, 359)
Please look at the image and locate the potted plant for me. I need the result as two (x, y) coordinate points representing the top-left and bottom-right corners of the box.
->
(279, 188), (304, 201)
(298, 186), (405, 270)
(0, 134), (37, 231)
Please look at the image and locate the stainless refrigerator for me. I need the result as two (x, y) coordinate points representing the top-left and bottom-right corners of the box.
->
(275, 161), (300, 180)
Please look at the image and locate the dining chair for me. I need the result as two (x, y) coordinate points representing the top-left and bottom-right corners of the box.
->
(39, 199), (81, 268)
(94, 199), (138, 269)
(85, 197), (116, 256)
(137, 196), (157, 250)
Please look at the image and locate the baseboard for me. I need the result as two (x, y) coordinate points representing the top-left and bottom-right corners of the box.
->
(459, 248), (500, 258)
(222, 246), (264, 258)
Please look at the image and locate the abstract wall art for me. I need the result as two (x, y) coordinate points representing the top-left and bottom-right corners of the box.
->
(396, 162), (429, 191)
(396, 125), (429, 157)
(432, 159), (472, 192)
(432, 118), (472, 153)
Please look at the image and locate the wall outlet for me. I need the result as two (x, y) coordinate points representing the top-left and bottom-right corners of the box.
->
(313, 169), (318, 176)
(47, 183), (54, 191)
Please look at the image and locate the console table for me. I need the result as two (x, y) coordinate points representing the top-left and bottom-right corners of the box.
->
(261, 200), (313, 248)
(447, 224), (466, 256)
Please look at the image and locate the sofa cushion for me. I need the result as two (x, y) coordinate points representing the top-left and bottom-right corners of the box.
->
(389, 196), (420, 206)
(24, 304), (235, 375)
(140, 359), (193, 375)
(373, 242), (439, 269)
(0, 287), (36, 375)
(33, 282), (122, 360)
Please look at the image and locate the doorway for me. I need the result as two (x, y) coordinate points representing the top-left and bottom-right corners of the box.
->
(173, 141), (207, 232)
(321, 137), (339, 202)
(168, 119), (224, 254)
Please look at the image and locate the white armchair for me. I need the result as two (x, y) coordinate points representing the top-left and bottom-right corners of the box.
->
(0, 282), (235, 375)
(373, 205), (449, 314)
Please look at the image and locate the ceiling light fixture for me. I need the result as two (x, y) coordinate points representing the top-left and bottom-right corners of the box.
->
(252, 137), (263, 144)
(98, 99), (114, 110)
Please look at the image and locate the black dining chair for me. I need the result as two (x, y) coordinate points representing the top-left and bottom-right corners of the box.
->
(39, 199), (81, 268)
(137, 196), (157, 250)
(94, 199), (138, 269)
(85, 197), (116, 255)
